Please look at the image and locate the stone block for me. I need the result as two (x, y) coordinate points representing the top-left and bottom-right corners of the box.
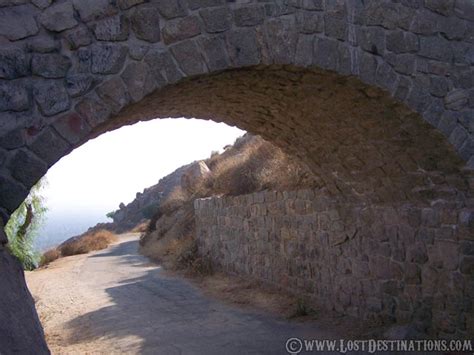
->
(29, 127), (71, 166)
(324, 16), (347, 41)
(200, 7), (232, 33)
(444, 89), (469, 111)
(170, 40), (207, 76)
(234, 5), (265, 27)
(7, 149), (47, 188)
(53, 112), (91, 145)
(162, 16), (201, 44)
(39, 2), (77, 32)
(96, 77), (130, 114)
(91, 14), (129, 41)
(460, 256), (474, 275)
(296, 11), (323, 34)
(198, 35), (230, 72)
(226, 28), (261, 67)
(419, 36), (453, 62)
(33, 80), (70, 116)
(65, 74), (95, 98)
(0, 4), (39, 40)
(75, 96), (110, 128)
(121, 61), (155, 102)
(0, 47), (30, 79)
(386, 30), (419, 53)
(91, 44), (128, 74)
(357, 26), (385, 55)
(0, 80), (29, 112)
(63, 26), (93, 50)
(31, 53), (71, 78)
(144, 49), (183, 85)
(72, 0), (117, 22)
(131, 4), (161, 43)
(0, 128), (25, 150)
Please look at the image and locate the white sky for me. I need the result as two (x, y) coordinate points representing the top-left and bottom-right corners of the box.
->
(43, 118), (245, 217)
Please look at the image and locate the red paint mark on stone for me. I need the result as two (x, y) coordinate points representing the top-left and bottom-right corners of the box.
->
(26, 126), (41, 136)
(67, 113), (84, 133)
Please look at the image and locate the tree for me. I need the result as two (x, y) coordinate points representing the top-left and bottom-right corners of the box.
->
(5, 178), (48, 270)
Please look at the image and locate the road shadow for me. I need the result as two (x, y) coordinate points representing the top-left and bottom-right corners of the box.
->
(64, 242), (334, 354)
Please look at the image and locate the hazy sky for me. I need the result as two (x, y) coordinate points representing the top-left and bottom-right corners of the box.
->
(43, 118), (245, 218)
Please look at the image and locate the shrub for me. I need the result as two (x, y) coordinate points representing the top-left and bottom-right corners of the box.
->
(39, 248), (61, 267)
(60, 230), (118, 256)
(131, 221), (150, 233)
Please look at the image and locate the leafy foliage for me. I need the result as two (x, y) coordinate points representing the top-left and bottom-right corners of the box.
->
(5, 178), (48, 270)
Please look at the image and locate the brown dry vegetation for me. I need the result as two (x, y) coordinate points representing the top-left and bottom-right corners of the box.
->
(60, 230), (118, 256)
(39, 248), (61, 267)
(199, 134), (319, 196)
(39, 230), (118, 267)
(131, 221), (150, 233)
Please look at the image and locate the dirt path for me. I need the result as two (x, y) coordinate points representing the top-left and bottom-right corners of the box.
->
(26, 234), (337, 354)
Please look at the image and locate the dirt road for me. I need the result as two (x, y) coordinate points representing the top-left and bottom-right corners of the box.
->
(26, 234), (336, 354)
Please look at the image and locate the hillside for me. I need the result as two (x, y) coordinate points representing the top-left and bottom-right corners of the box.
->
(137, 134), (319, 268)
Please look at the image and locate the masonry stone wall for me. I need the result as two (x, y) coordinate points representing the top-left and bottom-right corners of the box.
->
(195, 189), (474, 338)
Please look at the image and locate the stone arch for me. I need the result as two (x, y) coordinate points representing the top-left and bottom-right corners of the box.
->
(0, 0), (473, 221)
(0, 0), (473, 351)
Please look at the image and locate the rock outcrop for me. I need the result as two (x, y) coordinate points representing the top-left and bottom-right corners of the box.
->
(108, 162), (208, 232)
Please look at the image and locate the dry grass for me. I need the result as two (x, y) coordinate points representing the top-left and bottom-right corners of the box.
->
(197, 135), (319, 197)
(60, 230), (118, 257)
(131, 221), (150, 233)
(39, 248), (61, 267)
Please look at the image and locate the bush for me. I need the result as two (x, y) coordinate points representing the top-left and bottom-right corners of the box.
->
(131, 221), (150, 233)
(60, 230), (118, 256)
(39, 248), (61, 267)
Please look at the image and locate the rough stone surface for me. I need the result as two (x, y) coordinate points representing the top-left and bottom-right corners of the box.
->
(63, 26), (93, 49)
(0, 4), (39, 40)
(7, 149), (47, 188)
(130, 4), (161, 43)
(33, 80), (70, 116)
(0, 47), (30, 79)
(0, 175), (28, 213)
(29, 127), (71, 166)
(0, 250), (49, 354)
(72, 0), (117, 22)
(162, 16), (201, 44)
(91, 44), (128, 74)
(200, 7), (232, 33)
(120, 62), (155, 103)
(39, 2), (77, 32)
(155, 0), (187, 19)
(170, 40), (207, 76)
(96, 77), (130, 114)
(0, 80), (29, 112)
(75, 96), (110, 128)
(31, 54), (71, 78)
(91, 14), (129, 41)
(196, 188), (474, 337)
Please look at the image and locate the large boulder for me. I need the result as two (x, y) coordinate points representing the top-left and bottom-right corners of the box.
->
(181, 161), (211, 193)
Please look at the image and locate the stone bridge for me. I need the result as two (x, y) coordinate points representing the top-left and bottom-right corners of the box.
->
(0, 0), (473, 352)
